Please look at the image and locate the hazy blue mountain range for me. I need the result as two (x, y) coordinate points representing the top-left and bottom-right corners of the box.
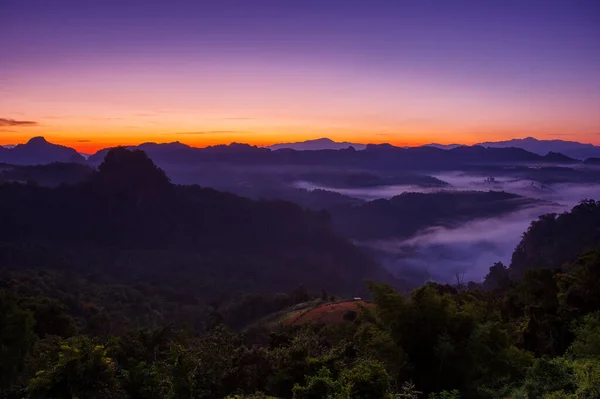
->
(269, 137), (367, 151)
(86, 141), (579, 171)
(0, 137), (85, 165)
(4, 136), (599, 168)
(476, 137), (600, 159)
(425, 143), (463, 150)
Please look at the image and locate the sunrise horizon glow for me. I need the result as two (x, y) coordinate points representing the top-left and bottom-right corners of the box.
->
(2, 0), (600, 153)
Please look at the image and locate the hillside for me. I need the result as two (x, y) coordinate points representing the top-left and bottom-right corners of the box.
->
(269, 137), (367, 151)
(510, 199), (600, 276)
(477, 137), (600, 160)
(330, 190), (541, 241)
(283, 299), (373, 326)
(86, 140), (578, 171)
(0, 148), (391, 301)
(2, 164), (600, 399)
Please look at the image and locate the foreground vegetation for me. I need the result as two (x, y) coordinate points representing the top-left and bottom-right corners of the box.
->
(2, 245), (600, 398)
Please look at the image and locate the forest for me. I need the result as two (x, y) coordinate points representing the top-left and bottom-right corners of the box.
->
(1, 149), (600, 398)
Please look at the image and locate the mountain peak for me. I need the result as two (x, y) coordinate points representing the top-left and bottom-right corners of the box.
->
(1, 136), (85, 165)
(269, 137), (366, 151)
(27, 136), (49, 145)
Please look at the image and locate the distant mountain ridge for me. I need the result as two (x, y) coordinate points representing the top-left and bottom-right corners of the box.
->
(86, 140), (579, 171)
(269, 137), (367, 151)
(476, 137), (600, 160)
(3, 136), (594, 169)
(0, 136), (85, 165)
(425, 143), (463, 150)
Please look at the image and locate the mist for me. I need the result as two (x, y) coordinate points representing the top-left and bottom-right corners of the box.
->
(297, 170), (600, 285)
(363, 203), (562, 284)
(293, 180), (445, 200)
(431, 171), (600, 207)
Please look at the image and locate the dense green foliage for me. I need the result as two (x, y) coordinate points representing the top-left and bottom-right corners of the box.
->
(2, 247), (600, 398)
(511, 200), (600, 277)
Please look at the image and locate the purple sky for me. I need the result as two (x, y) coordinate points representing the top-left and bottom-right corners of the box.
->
(1, 0), (599, 151)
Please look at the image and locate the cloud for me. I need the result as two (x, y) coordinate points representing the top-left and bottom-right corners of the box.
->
(77, 140), (91, 143)
(0, 118), (38, 127)
(366, 203), (563, 285)
(310, 169), (600, 285)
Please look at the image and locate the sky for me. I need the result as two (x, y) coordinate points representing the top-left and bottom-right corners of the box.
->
(1, 0), (600, 153)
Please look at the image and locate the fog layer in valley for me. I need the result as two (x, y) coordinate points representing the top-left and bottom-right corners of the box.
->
(365, 204), (561, 284)
(298, 170), (600, 284)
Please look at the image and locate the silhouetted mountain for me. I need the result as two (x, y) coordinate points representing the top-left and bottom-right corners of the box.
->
(477, 137), (600, 160)
(88, 141), (578, 172)
(583, 157), (600, 166)
(425, 143), (462, 150)
(329, 190), (541, 240)
(541, 151), (579, 163)
(6, 137), (583, 175)
(510, 200), (600, 277)
(87, 142), (270, 166)
(0, 137), (85, 165)
(0, 148), (391, 298)
(269, 137), (367, 151)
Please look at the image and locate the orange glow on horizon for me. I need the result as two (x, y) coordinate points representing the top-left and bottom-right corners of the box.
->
(2, 128), (598, 154)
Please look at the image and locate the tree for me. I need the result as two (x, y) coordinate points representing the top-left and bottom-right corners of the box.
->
(483, 262), (510, 291)
(292, 367), (341, 399)
(27, 336), (124, 399)
(340, 360), (392, 399)
(428, 390), (460, 399)
(0, 290), (35, 394)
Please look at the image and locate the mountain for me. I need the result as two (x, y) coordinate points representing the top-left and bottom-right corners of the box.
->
(584, 157), (600, 166)
(87, 141), (269, 166)
(0, 147), (391, 298)
(477, 137), (600, 160)
(330, 190), (541, 241)
(88, 141), (578, 172)
(269, 137), (367, 151)
(542, 151), (580, 163)
(0, 136), (85, 165)
(425, 143), (463, 150)
(510, 200), (600, 277)
(5, 136), (582, 172)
